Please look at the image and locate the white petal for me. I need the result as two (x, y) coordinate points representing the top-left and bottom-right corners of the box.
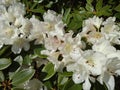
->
(72, 72), (84, 84)
(11, 44), (21, 54)
(104, 73), (115, 90)
(83, 78), (91, 90)
(23, 42), (30, 51)
(0, 41), (3, 49)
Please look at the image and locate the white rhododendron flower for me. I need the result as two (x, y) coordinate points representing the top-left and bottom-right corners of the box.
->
(8, 1), (25, 18)
(0, 0), (16, 6)
(29, 15), (44, 44)
(81, 50), (107, 75)
(81, 16), (104, 44)
(43, 10), (65, 37)
(41, 50), (64, 71)
(92, 39), (116, 56)
(66, 50), (107, 90)
(101, 17), (120, 44)
(0, 0), (31, 53)
(98, 58), (120, 90)
(44, 35), (64, 51)
(82, 16), (103, 34)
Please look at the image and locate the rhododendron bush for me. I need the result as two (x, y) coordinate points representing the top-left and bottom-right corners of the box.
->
(0, 0), (120, 90)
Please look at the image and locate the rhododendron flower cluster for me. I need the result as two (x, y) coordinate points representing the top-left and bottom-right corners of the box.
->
(0, 0), (120, 90)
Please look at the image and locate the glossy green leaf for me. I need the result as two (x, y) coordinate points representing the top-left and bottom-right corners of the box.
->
(62, 79), (82, 90)
(23, 55), (32, 65)
(63, 8), (71, 24)
(0, 58), (11, 70)
(59, 72), (72, 77)
(42, 62), (55, 81)
(58, 74), (68, 86)
(0, 71), (4, 82)
(34, 48), (47, 58)
(12, 68), (35, 86)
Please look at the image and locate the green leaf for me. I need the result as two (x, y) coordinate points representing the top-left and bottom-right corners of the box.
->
(58, 74), (68, 85)
(115, 13), (120, 19)
(86, 4), (94, 12)
(29, 7), (45, 14)
(0, 58), (11, 70)
(69, 84), (82, 90)
(101, 5), (111, 16)
(62, 79), (82, 90)
(30, 2), (38, 9)
(63, 8), (71, 24)
(45, 1), (54, 8)
(42, 62), (55, 81)
(23, 55), (32, 65)
(0, 46), (10, 56)
(68, 20), (82, 31)
(114, 4), (120, 12)
(97, 5), (112, 16)
(0, 71), (4, 82)
(59, 71), (73, 77)
(12, 88), (25, 90)
(14, 56), (23, 66)
(86, 0), (94, 12)
(93, 81), (108, 90)
(44, 81), (53, 90)
(12, 68), (35, 86)
(96, 0), (103, 11)
(34, 48), (47, 58)
(86, 0), (93, 4)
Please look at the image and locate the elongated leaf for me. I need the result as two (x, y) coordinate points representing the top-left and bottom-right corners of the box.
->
(86, 0), (94, 12)
(63, 8), (71, 24)
(0, 71), (4, 82)
(86, 4), (94, 12)
(29, 7), (45, 14)
(96, 0), (103, 11)
(42, 62), (55, 81)
(58, 74), (68, 85)
(12, 68), (35, 86)
(0, 46), (10, 56)
(0, 58), (11, 70)
(114, 4), (120, 12)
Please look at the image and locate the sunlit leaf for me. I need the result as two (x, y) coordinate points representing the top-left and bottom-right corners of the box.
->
(12, 68), (35, 86)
